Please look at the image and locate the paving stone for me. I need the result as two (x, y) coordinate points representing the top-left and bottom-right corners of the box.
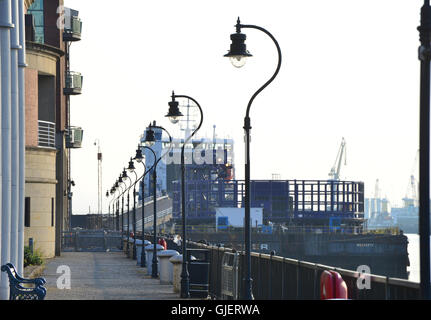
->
(42, 251), (181, 300)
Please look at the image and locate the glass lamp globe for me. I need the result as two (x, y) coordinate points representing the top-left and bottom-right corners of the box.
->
(230, 55), (248, 68)
(146, 140), (155, 147)
(168, 116), (180, 124)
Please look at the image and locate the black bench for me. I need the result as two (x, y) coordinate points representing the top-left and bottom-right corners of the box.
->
(1, 263), (47, 300)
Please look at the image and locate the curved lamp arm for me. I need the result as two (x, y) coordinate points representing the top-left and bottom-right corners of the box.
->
(133, 146), (157, 189)
(114, 184), (124, 203)
(149, 125), (173, 169)
(109, 191), (118, 208)
(237, 22), (282, 119)
(173, 95), (204, 146)
(120, 179), (131, 197)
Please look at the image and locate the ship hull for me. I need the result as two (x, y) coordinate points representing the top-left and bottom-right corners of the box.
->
(184, 230), (409, 279)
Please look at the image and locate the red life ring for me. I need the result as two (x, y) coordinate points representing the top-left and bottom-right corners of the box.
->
(320, 270), (348, 300)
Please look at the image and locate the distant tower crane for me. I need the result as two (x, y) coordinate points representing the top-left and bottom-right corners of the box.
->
(403, 149), (419, 208)
(94, 139), (102, 215)
(328, 137), (347, 181)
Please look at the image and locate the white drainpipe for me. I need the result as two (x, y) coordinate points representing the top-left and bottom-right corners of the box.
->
(10, 0), (20, 274)
(17, 0), (25, 276)
(0, 0), (13, 300)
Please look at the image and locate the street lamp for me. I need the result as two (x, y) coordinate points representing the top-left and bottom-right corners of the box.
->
(167, 91), (203, 298)
(144, 121), (173, 278)
(119, 174), (130, 241)
(133, 145), (156, 267)
(418, 0), (431, 300)
(225, 17), (282, 300)
(114, 180), (122, 232)
(109, 187), (116, 230)
(127, 159), (138, 259)
(122, 167), (134, 256)
(105, 190), (110, 229)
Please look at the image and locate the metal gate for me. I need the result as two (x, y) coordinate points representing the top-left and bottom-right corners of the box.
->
(62, 230), (122, 252)
(221, 252), (239, 300)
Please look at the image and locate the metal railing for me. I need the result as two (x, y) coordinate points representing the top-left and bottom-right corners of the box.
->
(185, 241), (421, 300)
(62, 230), (122, 252)
(38, 120), (55, 149)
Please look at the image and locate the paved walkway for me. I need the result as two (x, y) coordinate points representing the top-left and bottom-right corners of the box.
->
(42, 252), (180, 300)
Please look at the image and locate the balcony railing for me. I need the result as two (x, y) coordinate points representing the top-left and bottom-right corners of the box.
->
(64, 71), (83, 95)
(38, 120), (56, 149)
(66, 126), (84, 149)
(63, 8), (82, 42)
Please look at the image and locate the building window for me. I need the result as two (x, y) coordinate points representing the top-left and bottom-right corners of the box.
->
(25, 197), (31, 227)
(27, 0), (44, 44)
(51, 198), (54, 227)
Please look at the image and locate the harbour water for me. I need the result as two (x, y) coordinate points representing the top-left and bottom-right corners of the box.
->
(405, 233), (431, 283)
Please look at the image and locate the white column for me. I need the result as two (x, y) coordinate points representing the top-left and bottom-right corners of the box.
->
(17, 0), (25, 276)
(10, 0), (20, 273)
(0, 4), (2, 298)
(0, 0), (13, 301)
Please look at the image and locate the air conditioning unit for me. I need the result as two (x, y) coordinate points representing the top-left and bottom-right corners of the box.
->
(66, 126), (84, 148)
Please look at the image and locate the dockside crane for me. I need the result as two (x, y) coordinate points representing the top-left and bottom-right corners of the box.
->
(403, 149), (419, 208)
(328, 137), (347, 181)
(94, 139), (102, 215)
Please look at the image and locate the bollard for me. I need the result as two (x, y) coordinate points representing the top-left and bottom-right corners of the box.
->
(140, 240), (151, 267)
(122, 236), (128, 254)
(145, 244), (164, 276)
(135, 239), (143, 265)
(127, 238), (134, 258)
(170, 254), (196, 294)
(29, 238), (34, 254)
(158, 250), (179, 285)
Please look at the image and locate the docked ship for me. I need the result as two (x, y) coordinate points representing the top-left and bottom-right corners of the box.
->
(138, 127), (409, 279)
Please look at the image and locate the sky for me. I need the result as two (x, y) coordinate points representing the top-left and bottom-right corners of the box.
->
(64, 0), (424, 214)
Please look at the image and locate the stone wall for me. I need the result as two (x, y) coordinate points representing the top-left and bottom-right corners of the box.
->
(25, 147), (57, 258)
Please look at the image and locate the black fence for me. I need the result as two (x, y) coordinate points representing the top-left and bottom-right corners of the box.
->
(185, 241), (420, 300)
(62, 230), (122, 252)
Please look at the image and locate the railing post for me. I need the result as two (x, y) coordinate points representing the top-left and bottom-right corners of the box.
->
(217, 244), (221, 299)
(75, 231), (79, 252)
(281, 257), (285, 300)
(269, 251), (274, 300)
(385, 276), (390, 300)
(257, 253), (261, 298)
(296, 261), (301, 299)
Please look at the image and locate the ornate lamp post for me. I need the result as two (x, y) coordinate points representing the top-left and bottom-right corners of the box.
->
(114, 180), (122, 232)
(105, 190), (112, 229)
(418, 0), (431, 300)
(133, 145), (157, 267)
(166, 91), (203, 298)
(110, 187), (116, 230)
(119, 174), (130, 242)
(225, 17), (282, 300)
(122, 167), (135, 256)
(126, 159), (138, 259)
(144, 122), (173, 278)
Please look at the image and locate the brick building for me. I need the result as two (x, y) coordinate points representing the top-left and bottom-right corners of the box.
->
(24, 0), (83, 257)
